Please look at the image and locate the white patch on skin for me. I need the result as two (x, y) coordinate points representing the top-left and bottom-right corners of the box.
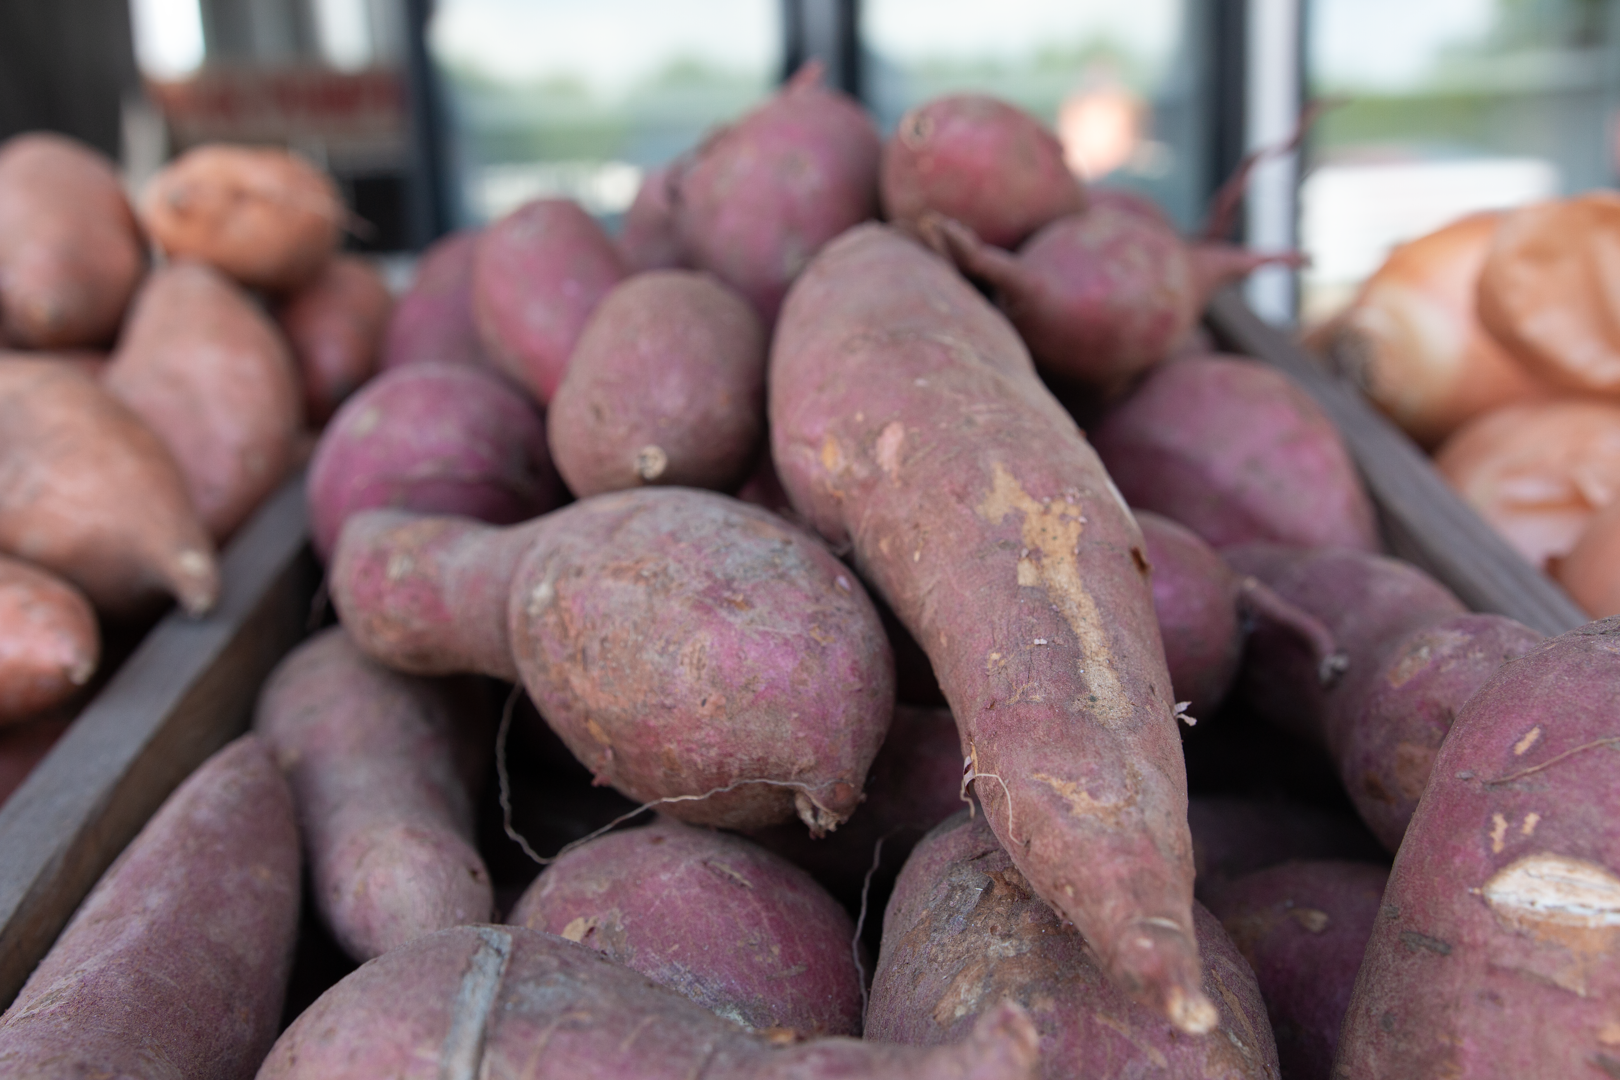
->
(875, 421), (905, 480)
(1482, 854), (1620, 929)
(1514, 726), (1543, 756)
(1491, 813), (1509, 854)
(1522, 812), (1541, 837)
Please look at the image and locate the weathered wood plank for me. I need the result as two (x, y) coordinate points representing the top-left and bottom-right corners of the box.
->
(0, 473), (317, 1008)
(1204, 288), (1587, 637)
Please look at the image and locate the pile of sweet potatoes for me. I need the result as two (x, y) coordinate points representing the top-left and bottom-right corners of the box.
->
(3, 72), (1613, 1080)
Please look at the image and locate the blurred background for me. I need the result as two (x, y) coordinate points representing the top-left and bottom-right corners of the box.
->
(5, 0), (1618, 325)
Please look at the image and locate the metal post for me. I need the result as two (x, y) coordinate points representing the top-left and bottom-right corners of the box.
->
(782, 0), (860, 98)
(1243, 0), (1303, 325)
(402, 0), (453, 246)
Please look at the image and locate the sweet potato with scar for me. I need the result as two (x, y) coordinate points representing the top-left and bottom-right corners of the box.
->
(256, 627), (492, 962)
(868, 810), (1279, 1079)
(547, 269), (766, 496)
(509, 817), (863, 1035)
(1228, 545), (1542, 850)
(107, 260), (303, 541)
(0, 356), (219, 616)
(0, 133), (144, 348)
(1335, 616), (1620, 1079)
(259, 925), (1039, 1080)
(0, 735), (299, 1078)
(1091, 355), (1380, 552)
(278, 254), (392, 424)
(331, 488), (895, 831)
(383, 229), (491, 371)
(769, 223), (1214, 1033)
(0, 555), (98, 725)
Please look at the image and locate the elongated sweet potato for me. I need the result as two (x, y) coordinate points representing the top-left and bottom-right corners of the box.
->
(869, 810), (1280, 1078)
(306, 362), (563, 560)
(1189, 797), (1386, 894)
(0, 734), (299, 1077)
(671, 62), (880, 324)
(547, 269), (765, 496)
(256, 627), (493, 962)
(106, 260), (303, 541)
(331, 488), (895, 831)
(259, 925), (1039, 1080)
(0, 356), (219, 616)
(382, 229), (491, 371)
(1228, 545), (1542, 850)
(1555, 498), (1620, 617)
(0, 555), (97, 725)
(769, 223), (1214, 1032)
(0, 133), (144, 348)
(1335, 616), (1620, 1079)
(880, 94), (1083, 250)
(472, 198), (626, 402)
(509, 817), (863, 1035)
(1202, 860), (1389, 1080)
(139, 143), (343, 292)
(1091, 355), (1380, 552)
(277, 254), (392, 424)
(618, 164), (686, 271)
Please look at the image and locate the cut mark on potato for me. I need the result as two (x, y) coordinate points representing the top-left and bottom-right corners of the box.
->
(439, 926), (512, 1080)
(1482, 854), (1620, 931)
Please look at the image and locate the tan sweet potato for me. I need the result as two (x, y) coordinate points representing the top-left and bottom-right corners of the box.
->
(106, 260), (303, 541)
(0, 555), (97, 725)
(0, 734), (300, 1077)
(259, 925), (1040, 1079)
(277, 254), (392, 424)
(769, 223), (1213, 1033)
(255, 627), (493, 962)
(0, 132), (144, 348)
(0, 356), (219, 616)
(139, 143), (343, 292)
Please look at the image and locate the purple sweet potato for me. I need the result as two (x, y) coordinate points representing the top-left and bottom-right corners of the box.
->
(547, 269), (765, 496)
(106, 260), (304, 541)
(382, 229), (490, 371)
(472, 198), (627, 403)
(1335, 616), (1620, 1079)
(306, 362), (563, 561)
(0, 734), (299, 1077)
(0, 356), (220, 616)
(1202, 860), (1389, 1080)
(1139, 510), (1339, 718)
(0, 133), (144, 348)
(331, 488), (895, 831)
(1227, 544), (1542, 850)
(933, 209), (1293, 391)
(1188, 796), (1387, 894)
(617, 164), (686, 271)
(0, 555), (98, 725)
(255, 627), (493, 962)
(277, 254), (393, 424)
(1091, 355), (1381, 552)
(671, 61), (880, 324)
(880, 94), (1083, 250)
(259, 924), (1040, 1080)
(868, 810), (1280, 1079)
(509, 817), (863, 1035)
(770, 223), (1214, 1033)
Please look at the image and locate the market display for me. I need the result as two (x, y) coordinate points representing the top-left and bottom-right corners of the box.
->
(0, 55), (1616, 1080)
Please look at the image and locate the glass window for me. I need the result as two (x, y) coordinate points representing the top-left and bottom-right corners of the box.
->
(428, 0), (783, 226)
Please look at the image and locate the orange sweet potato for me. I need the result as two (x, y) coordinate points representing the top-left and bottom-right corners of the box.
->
(106, 260), (303, 541)
(277, 254), (392, 424)
(0, 356), (218, 616)
(0, 555), (98, 726)
(0, 133), (144, 348)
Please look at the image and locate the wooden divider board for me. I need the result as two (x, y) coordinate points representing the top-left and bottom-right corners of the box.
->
(1204, 288), (1587, 637)
(0, 474), (318, 1008)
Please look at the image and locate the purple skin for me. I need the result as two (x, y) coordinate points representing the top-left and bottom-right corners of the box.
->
(617, 165), (687, 271)
(255, 627), (493, 962)
(258, 925), (1040, 1080)
(508, 817), (864, 1035)
(868, 810), (1281, 1080)
(671, 61), (881, 326)
(1227, 545), (1542, 851)
(1201, 860), (1390, 1080)
(1090, 355), (1382, 552)
(306, 361), (564, 561)
(879, 93), (1084, 250)
(0, 735), (299, 1077)
(1336, 616), (1620, 1079)
(1138, 510), (1340, 719)
(472, 198), (627, 403)
(1189, 797), (1388, 896)
(382, 229), (491, 371)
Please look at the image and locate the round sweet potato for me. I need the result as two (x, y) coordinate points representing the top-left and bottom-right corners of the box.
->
(277, 254), (392, 424)
(383, 229), (491, 371)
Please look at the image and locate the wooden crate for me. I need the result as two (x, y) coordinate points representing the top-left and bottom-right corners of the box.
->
(0, 473), (318, 1008)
